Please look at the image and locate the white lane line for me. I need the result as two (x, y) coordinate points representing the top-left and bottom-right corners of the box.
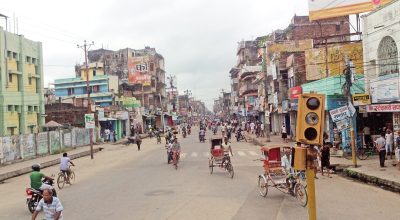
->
(237, 151), (247, 156)
(191, 152), (198, 157)
(248, 151), (258, 156)
(203, 152), (210, 157)
(180, 153), (187, 158)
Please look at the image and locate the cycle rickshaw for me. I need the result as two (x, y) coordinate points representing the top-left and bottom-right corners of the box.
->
(257, 145), (308, 207)
(208, 136), (234, 178)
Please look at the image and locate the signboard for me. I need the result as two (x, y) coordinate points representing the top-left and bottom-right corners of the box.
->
(305, 42), (364, 80)
(128, 57), (151, 85)
(115, 111), (129, 120)
(336, 119), (349, 131)
(366, 103), (400, 112)
(308, 0), (391, 21)
(370, 74), (400, 103)
(122, 97), (141, 108)
(352, 94), (371, 106)
(348, 103), (356, 117)
(267, 39), (313, 53)
(329, 106), (350, 122)
(84, 114), (95, 129)
(289, 86), (302, 100)
(97, 108), (104, 120)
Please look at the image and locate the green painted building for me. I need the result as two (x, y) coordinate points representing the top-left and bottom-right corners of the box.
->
(0, 27), (45, 136)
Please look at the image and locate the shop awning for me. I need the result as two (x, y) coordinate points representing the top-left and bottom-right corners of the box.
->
(99, 117), (117, 121)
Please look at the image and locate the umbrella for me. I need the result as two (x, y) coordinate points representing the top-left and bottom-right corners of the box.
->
(44, 120), (62, 128)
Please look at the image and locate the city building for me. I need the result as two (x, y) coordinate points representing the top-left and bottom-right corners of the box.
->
(362, 0), (400, 138)
(0, 28), (45, 136)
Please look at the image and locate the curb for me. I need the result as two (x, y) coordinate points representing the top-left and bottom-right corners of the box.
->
(0, 148), (102, 182)
(342, 168), (400, 193)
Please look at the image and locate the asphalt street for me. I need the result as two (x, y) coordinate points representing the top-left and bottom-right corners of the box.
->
(0, 128), (399, 220)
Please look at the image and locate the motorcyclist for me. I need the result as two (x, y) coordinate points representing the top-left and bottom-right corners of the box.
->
(199, 128), (206, 141)
(30, 164), (54, 191)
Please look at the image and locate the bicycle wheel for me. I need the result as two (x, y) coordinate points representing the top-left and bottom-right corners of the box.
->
(209, 159), (214, 174)
(69, 171), (75, 184)
(294, 183), (308, 207)
(258, 175), (268, 197)
(357, 148), (367, 160)
(227, 163), (234, 178)
(57, 173), (65, 189)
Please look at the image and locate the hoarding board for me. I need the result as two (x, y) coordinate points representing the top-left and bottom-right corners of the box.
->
(308, 0), (392, 21)
(329, 106), (350, 122)
(370, 74), (400, 103)
(352, 94), (371, 106)
(305, 42), (364, 80)
(84, 114), (95, 129)
(128, 57), (151, 85)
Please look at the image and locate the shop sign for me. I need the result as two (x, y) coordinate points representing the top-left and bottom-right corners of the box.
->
(348, 103), (356, 117)
(329, 106), (350, 122)
(84, 114), (95, 129)
(115, 111), (129, 120)
(97, 108), (104, 120)
(367, 103), (400, 112)
(326, 98), (347, 110)
(352, 94), (371, 106)
(290, 101), (298, 111)
(289, 86), (302, 100)
(359, 105), (367, 113)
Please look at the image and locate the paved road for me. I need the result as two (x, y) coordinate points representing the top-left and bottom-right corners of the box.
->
(0, 128), (399, 220)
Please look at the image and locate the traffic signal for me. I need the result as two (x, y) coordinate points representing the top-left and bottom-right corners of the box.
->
(296, 93), (325, 146)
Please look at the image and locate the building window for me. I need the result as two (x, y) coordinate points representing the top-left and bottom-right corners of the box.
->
(29, 77), (32, 85)
(9, 127), (15, 136)
(93, 69), (96, 76)
(92, 85), (99, 93)
(26, 56), (31, 63)
(336, 24), (340, 32)
(7, 51), (12, 59)
(8, 73), (12, 83)
(378, 36), (399, 76)
(68, 88), (74, 95)
(8, 105), (13, 112)
(150, 63), (154, 71)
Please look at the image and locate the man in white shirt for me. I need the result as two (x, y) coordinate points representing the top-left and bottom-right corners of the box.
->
(281, 148), (292, 174)
(32, 189), (63, 220)
(375, 132), (387, 167)
(385, 129), (393, 159)
(60, 153), (75, 184)
(250, 122), (255, 134)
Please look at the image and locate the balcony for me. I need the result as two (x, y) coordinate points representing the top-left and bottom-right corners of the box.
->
(239, 65), (262, 80)
(239, 84), (258, 96)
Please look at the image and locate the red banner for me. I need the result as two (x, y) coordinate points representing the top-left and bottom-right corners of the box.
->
(290, 86), (302, 100)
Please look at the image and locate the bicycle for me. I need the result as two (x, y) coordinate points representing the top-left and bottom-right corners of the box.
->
(57, 165), (75, 189)
(342, 144), (376, 160)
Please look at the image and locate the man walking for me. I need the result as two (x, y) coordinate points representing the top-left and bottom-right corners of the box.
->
(375, 132), (387, 168)
(32, 189), (63, 220)
(136, 132), (142, 151)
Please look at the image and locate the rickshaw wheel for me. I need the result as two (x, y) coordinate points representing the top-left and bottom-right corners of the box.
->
(209, 159), (214, 174)
(294, 183), (308, 207)
(258, 175), (268, 197)
(227, 163), (234, 178)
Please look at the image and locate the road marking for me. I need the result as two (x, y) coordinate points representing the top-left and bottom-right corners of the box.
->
(237, 151), (247, 156)
(180, 153), (187, 158)
(248, 151), (258, 156)
(191, 152), (198, 157)
(203, 152), (210, 157)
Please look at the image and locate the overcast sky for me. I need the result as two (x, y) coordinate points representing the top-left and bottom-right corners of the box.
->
(1, 0), (309, 110)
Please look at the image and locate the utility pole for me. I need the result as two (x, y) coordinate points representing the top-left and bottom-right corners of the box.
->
(345, 59), (357, 167)
(78, 40), (95, 159)
(262, 43), (271, 142)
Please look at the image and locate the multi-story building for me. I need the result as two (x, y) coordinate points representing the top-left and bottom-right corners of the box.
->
(54, 62), (119, 107)
(0, 28), (45, 136)
(88, 47), (166, 111)
(362, 0), (400, 138)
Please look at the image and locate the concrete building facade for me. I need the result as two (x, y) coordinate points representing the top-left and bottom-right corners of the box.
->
(0, 28), (45, 136)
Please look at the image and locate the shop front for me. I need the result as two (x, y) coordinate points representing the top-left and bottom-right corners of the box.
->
(366, 104), (400, 140)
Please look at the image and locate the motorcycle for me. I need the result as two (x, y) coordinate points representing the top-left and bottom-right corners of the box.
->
(236, 130), (247, 142)
(182, 130), (187, 138)
(187, 128), (191, 135)
(26, 178), (57, 213)
(199, 134), (205, 142)
(212, 127), (217, 135)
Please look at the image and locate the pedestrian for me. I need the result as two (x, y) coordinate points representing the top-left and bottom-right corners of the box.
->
(260, 122), (265, 137)
(363, 125), (372, 148)
(31, 189), (63, 220)
(104, 128), (110, 142)
(281, 124), (287, 143)
(321, 140), (331, 178)
(250, 121), (255, 134)
(136, 132), (142, 151)
(396, 131), (400, 170)
(385, 129), (393, 159)
(375, 132), (387, 168)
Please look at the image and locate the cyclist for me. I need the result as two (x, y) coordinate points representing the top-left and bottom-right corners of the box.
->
(30, 164), (54, 191)
(60, 153), (75, 184)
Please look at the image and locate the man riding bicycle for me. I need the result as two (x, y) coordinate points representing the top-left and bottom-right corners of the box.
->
(60, 153), (75, 184)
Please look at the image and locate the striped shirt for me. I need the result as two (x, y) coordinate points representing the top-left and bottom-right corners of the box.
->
(35, 197), (63, 220)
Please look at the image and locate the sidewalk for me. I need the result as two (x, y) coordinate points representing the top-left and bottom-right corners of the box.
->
(245, 133), (400, 193)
